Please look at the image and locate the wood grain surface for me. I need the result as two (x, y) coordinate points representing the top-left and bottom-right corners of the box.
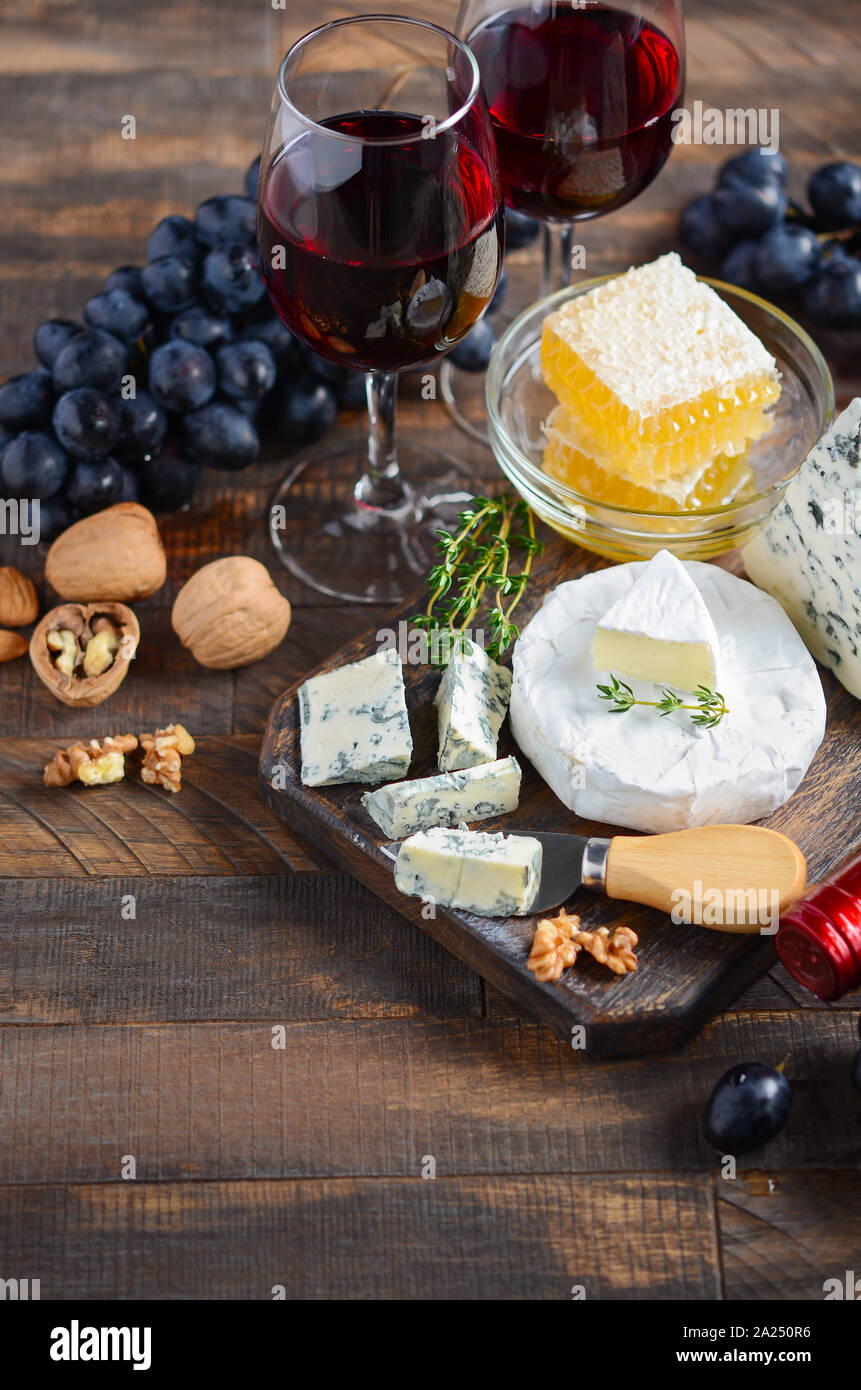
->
(0, 0), (859, 1300)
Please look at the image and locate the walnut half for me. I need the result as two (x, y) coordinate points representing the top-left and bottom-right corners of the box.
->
(139, 723), (195, 793)
(44, 735), (139, 788)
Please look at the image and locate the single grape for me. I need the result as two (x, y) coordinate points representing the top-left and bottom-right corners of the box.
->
(808, 161), (861, 228)
(753, 223), (820, 293)
(721, 238), (760, 290)
(169, 305), (233, 352)
(216, 340), (277, 401)
(148, 214), (199, 263)
(84, 289), (150, 347)
(105, 265), (144, 298)
(115, 390), (168, 462)
(29, 492), (72, 542)
(195, 195), (256, 248)
(201, 243), (266, 314)
(679, 194), (735, 261)
(117, 465), (140, 503)
(702, 1062), (791, 1153)
(53, 387), (123, 458)
(66, 456), (125, 515)
(240, 313), (303, 374)
(34, 319), (81, 370)
(504, 207), (541, 250)
(804, 256), (861, 329)
(137, 446), (201, 510)
(712, 174), (786, 237)
(447, 317), (496, 372)
(0, 425), (15, 453)
(718, 147), (788, 188)
(182, 400), (260, 469)
(148, 341), (217, 413)
(306, 356), (366, 409)
(279, 375), (337, 447)
(52, 329), (128, 393)
(0, 369), (55, 430)
(0, 430), (68, 499)
(141, 255), (199, 313)
(244, 154), (261, 201)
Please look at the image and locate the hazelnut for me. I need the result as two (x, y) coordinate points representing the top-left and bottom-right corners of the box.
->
(0, 567), (39, 626)
(45, 503), (167, 603)
(171, 556), (291, 669)
(30, 602), (140, 706)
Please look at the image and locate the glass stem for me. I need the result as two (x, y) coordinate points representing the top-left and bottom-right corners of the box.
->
(355, 370), (409, 511)
(540, 222), (574, 299)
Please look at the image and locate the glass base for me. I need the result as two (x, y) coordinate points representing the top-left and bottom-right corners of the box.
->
(268, 437), (482, 604)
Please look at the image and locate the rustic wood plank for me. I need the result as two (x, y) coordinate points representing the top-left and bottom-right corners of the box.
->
(1, 1013), (857, 1181)
(0, 875), (482, 1024)
(718, 1171), (861, 1300)
(0, 1173), (719, 1299)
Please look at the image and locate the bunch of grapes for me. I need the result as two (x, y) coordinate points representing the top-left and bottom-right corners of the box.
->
(680, 150), (861, 331)
(0, 156), (357, 541)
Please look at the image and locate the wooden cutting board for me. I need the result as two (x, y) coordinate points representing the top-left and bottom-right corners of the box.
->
(259, 535), (861, 1056)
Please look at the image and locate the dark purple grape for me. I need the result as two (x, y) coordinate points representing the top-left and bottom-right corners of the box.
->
(447, 317), (496, 372)
(53, 388), (123, 458)
(137, 446), (201, 510)
(52, 330), (127, 393)
(141, 255), (198, 313)
(34, 319), (81, 370)
(66, 457), (125, 515)
(216, 340), (276, 401)
(307, 356), (366, 409)
(201, 243), (265, 314)
(244, 154), (261, 201)
(195, 195), (256, 248)
(29, 492), (72, 542)
(504, 207), (541, 250)
(182, 400), (260, 470)
(115, 390), (167, 462)
(702, 1063), (791, 1153)
(117, 465), (140, 503)
(169, 305), (233, 351)
(148, 340), (216, 413)
(240, 312), (303, 374)
(105, 265), (144, 298)
(753, 223), (820, 294)
(713, 175), (786, 237)
(0, 369), (55, 430)
(84, 289), (150, 347)
(490, 266), (508, 313)
(804, 257), (861, 329)
(0, 425), (15, 453)
(718, 147), (788, 188)
(679, 194), (735, 261)
(148, 214), (199, 262)
(721, 238), (760, 291)
(0, 430), (68, 499)
(279, 374), (337, 446)
(808, 161), (861, 228)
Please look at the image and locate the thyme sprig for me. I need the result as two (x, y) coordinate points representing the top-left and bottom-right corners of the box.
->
(411, 494), (542, 663)
(597, 674), (729, 729)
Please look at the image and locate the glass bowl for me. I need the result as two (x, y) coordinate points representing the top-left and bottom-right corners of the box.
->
(485, 275), (835, 561)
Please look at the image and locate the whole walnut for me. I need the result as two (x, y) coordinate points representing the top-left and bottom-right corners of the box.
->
(171, 556), (291, 669)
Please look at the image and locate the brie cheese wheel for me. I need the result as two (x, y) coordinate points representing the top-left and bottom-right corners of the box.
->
(511, 561), (826, 832)
(592, 549), (721, 690)
(743, 397), (861, 699)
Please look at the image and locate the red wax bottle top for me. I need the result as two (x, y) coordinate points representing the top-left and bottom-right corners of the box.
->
(776, 850), (861, 1001)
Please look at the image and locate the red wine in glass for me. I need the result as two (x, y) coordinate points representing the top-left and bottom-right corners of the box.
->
(260, 111), (504, 373)
(467, 3), (682, 222)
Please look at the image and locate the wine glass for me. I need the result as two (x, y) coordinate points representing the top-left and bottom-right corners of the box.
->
(259, 15), (504, 603)
(442, 0), (685, 439)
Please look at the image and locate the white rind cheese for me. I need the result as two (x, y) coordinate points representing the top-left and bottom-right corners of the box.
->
(435, 636), (512, 771)
(511, 561), (826, 833)
(395, 825), (542, 917)
(743, 397), (861, 699)
(593, 548), (721, 691)
(299, 649), (412, 787)
(361, 756), (521, 839)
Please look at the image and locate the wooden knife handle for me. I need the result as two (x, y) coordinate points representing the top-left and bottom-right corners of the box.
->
(604, 825), (807, 933)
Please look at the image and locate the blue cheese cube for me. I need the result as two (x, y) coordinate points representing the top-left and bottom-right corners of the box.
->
(299, 649), (412, 786)
(394, 825), (542, 917)
(435, 637), (512, 771)
(743, 398), (861, 699)
(361, 756), (521, 839)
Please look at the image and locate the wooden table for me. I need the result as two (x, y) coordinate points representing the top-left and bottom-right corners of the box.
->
(1, 0), (859, 1300)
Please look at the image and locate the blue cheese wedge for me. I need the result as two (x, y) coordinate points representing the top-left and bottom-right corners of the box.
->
(394, 825), (541, 917)
(361, 756), (521, 839)
(435, 636), (512, 771)
(743, 397), (861, 699)
(299, 649), (412, 786)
